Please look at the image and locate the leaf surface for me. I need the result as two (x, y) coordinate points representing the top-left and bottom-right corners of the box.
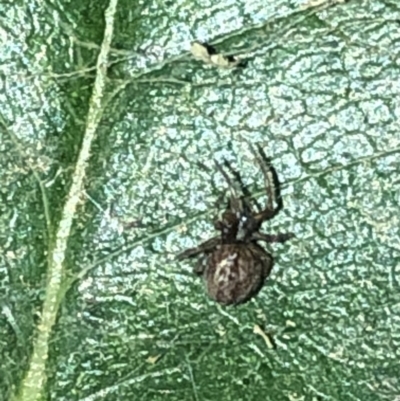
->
(1, 1), (399, 400)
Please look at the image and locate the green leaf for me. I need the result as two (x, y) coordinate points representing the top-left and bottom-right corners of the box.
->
(1, 0), (400, 400)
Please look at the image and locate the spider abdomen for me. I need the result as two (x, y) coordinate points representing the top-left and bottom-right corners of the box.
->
(204, 243), (273, 305)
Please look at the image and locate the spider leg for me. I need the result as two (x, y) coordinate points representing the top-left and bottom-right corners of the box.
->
(214, 159), (237, 197)
(220, 158), (262, 211)
(189, 160), (230, 222)
(177, 236), (221, 260)
(252, 231), (295, 244)
(249, 144), (283, 222)
(214, 159), (260, 214)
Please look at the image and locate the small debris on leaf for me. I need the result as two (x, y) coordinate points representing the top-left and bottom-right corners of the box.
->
(300, 0), (346, 9)
(146, 354), (162, 364)
(190, 41), (211, 62)
(190, 41), (242, 69)
(253, 324), (275, 349)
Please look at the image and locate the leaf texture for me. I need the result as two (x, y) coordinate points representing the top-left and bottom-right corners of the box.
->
(0, 1), (400, 401)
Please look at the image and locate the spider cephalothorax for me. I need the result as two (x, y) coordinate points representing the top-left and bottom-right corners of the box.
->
(178, 145), (294, 306)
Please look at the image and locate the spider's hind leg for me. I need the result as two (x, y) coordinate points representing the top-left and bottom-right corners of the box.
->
(177, 236), (220, 260)
(193, 254), (208, 276)
(177, 236), (221, 278)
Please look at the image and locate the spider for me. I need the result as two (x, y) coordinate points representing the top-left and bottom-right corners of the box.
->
(177, 145), (294, 306)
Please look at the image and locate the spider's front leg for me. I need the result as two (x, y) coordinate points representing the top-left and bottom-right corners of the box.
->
(214, 158), (262, 212)
(250, 144), (283, 223)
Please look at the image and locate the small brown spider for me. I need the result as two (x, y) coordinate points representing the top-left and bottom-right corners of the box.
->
(177, 145), (294, 306)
